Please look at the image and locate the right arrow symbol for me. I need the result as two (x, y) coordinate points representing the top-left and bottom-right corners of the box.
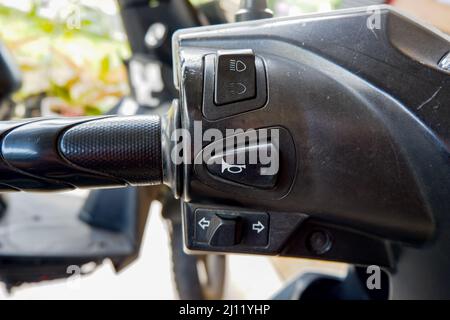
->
(252, 221), (265, 234)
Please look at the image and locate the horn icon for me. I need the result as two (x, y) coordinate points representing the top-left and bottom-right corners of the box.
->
(221, 159), (246, 174)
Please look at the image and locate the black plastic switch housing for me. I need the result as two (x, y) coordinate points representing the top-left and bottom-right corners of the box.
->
(194, 209), (269, 248)
(214, 49), (256, 105)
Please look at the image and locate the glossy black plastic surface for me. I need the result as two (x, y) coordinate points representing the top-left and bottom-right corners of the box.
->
(0, 116), (162, 191)
(174, 7), (450, 298)
(194, 127), (295, 198)
(175, 8), (447, 243)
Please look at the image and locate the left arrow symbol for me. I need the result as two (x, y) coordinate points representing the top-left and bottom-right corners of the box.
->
(198, 217), (211, 230)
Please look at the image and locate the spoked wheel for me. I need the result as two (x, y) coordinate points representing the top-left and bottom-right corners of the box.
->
(160, 192), (226, 300)
(169, 221), (226, 300)
(196, 254), (226, 300)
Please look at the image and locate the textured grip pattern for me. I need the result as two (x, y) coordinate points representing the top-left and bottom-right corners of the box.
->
(0, 116), (162, 192)
(60, 116), (162, 185)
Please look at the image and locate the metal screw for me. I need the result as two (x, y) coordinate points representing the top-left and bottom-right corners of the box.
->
(308, 230), (332, 255)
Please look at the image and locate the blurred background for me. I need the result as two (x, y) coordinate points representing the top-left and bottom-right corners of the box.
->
(0, 0), (448, 299)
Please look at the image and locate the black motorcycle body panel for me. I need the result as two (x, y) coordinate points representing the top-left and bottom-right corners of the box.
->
(173, 6), (450, 299)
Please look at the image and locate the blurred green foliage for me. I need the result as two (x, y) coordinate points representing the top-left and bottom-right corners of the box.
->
(0, 1), (130, 116)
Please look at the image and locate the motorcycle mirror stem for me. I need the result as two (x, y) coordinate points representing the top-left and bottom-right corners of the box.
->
(235, 0), (273, 22)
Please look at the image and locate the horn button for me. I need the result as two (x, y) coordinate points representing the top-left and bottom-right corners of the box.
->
(205, 143), (278, 189)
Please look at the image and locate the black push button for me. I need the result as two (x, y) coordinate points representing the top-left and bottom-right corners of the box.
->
(214, 49), (256, 105)
(206, 214), (243, 247)
(206, 143), (278, 189)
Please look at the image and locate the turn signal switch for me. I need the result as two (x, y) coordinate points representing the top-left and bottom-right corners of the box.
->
(207, 215), (243, 247)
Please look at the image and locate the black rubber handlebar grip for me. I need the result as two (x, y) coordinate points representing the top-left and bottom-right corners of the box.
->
(0, 116), (162, 192)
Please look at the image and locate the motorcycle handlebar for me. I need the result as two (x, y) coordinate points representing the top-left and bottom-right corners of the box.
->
(0, 115), (162, 192)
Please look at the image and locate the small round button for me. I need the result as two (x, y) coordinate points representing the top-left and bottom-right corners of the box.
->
(307, 230), (333, 255)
